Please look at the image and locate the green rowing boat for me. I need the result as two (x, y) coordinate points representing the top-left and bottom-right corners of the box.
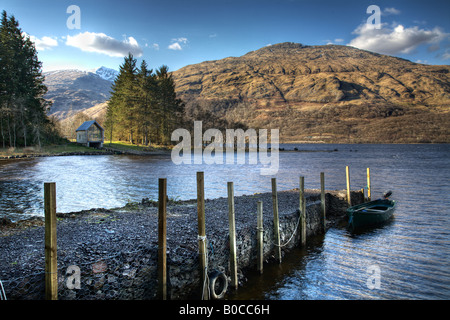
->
(347, 192), (396, 229)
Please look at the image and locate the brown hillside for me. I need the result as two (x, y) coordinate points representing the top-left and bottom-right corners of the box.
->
(172, 42), (450, 143)
(44, 69), (112, 120)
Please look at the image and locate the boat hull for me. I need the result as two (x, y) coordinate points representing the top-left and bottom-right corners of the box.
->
(347, 199), (396, 229)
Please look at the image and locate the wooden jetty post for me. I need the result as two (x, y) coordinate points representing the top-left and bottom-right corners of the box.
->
(271, 178), (282, 263)
(299, 176), (306, 246)
(257, 201), (264, 274)
(158, 178), (167, 300)
(227, 182), (238, 290)
(320, 172), (326, 233)
(196, 172), (209, 300)
(346, 166), (352, 206)
(367, 168), (371, 201)
(44, 182), (57, 300)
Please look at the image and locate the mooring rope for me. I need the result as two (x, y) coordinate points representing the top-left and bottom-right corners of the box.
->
(198, 235), (210, 300)
(0, 279), (7, 300)
(272, 209), (303, 248)
(201, 265), (209, 300)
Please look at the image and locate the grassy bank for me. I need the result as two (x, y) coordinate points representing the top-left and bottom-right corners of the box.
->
(104, 141), (172, 151)
(102, 141), (172, 155)
(0, 142), (108, 158)
(0, 141), (172, 159)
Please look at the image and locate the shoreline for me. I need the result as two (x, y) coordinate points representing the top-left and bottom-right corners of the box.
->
(0, 145), (339, 161)
(0, 188), (361, 300)
(0, 147), (172, 160)
(3, 141), (445, 161)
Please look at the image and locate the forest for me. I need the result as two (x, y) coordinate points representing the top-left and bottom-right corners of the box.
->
(105, 54), (185, 145)
(0, 10), (60, 149)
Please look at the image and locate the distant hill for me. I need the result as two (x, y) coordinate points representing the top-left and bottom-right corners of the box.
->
(172, 42), (450, 143)
(44, 67), (117, 120)
(45, 44), (450, 143)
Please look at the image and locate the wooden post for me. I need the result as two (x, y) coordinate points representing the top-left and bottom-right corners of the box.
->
(227, 182), (238, 289)
(271, 178), (282, 263)
(367, 168), (371, 201)
(346, 166), (352, 206)
(299, 176), (306, 246)
(44, 182), (57, 300)
(196, 172), (208, 300)
(158, 178), (167, 300)
(320, 172), (326, 233)
(257, 201), (264, 274)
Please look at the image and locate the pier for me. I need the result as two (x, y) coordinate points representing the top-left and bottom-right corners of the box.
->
(0, 172), (365, 300)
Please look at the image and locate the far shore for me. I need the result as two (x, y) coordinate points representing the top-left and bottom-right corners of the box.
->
(0, 141), (172, 160)
(0, 141), (343, 160)
(4, 140), (440, 161)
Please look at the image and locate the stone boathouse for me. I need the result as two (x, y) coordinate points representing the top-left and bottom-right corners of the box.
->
(76, 120), (104, 148)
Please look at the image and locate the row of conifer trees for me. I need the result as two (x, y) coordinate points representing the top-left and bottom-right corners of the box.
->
(0, 10), (60, 149)
(105, 54), (185, 145)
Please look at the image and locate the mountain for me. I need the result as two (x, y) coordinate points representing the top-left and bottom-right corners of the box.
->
(172, 42), (450, 143)
(93, 66), (119, 82)
(45, 44), (450, 143)
(43, 67), (116, 119)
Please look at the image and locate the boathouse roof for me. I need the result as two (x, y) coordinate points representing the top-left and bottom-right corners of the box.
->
(76, 120), (104, 132)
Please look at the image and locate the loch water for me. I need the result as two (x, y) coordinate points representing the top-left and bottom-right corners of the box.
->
(1, 144), (449, 299)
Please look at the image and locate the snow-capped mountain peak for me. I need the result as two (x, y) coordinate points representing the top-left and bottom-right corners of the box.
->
(92, 66), (119, 82)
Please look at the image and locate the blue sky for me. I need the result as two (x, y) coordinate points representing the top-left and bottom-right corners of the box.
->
(2, 0), (449, 72)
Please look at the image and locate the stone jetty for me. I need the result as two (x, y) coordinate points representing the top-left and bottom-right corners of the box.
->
(0, 189), (363, 300)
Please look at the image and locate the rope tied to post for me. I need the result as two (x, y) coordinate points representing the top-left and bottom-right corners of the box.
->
(272, 208), (303, 248)
(0, 279), (7, 300)
(197, 234), (210, 299)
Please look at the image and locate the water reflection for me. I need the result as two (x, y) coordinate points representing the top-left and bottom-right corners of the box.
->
(0, 179), (43, 221)
(0, 159), (42, 220)
(1, 144), (450, 299)
(229, 144), (450, 300)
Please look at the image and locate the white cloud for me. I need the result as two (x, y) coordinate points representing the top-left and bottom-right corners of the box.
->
(145, 42), (159, 50)
(383, 7), (401, 15)
(168, 37), (188, 50)
(168, 42), (182, 51)
(172, 37), (188, 44)
(24, 33), (58, 51)
(66, 31), (143, 57)
(348, 23), (449, 55)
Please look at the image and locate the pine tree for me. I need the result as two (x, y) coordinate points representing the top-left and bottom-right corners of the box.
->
(0, 12), (7, 148)
(105, 56), (185, 145)
(107, 53), (138, 143)
(136, 60), (157, 145)
(0, 10), (53, 149)
(155, 65), (185, 144)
